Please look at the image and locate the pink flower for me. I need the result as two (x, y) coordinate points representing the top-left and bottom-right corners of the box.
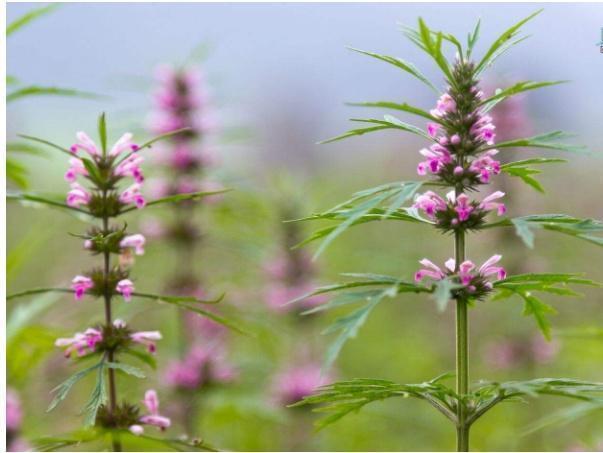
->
(71, 275), (94, 301)
(414, 258), (450, 282)
(430, 93), (456, 118)
(446, 192), (474, 222)
(115, 153), (145, 183)
(469, 150), (501, 183)
(413, 191), (447, 219)
(427, 122), (440, 138)
(64, 157), (88, 183)
(119, 183), (146, 209)
(6, 389), (23, 431)
(130, 330), (162, 354)
(109, 132), (138, 157)
(415, 255), (506, 289)
(479, 191), (506, 215)
(417, 144), (452, 175)
(71, 131), (100, 156)
(130, 390), (171, 435)
(55, 327), (103, 358)
(66, 182), (92, 207)
(470, 114), (496, 145)
(272, 363), (330, 406)
(120, 234), (146, 255)
(478, 254), (507, 281)
(116, 279), (135, 302)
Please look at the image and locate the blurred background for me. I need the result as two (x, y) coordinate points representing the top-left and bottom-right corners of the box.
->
(6, 2), (603, 451)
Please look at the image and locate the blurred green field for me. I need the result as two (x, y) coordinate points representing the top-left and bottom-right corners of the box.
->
(7, 146), (603, 450)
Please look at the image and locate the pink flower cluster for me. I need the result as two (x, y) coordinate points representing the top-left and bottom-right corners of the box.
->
(129, 390), (171, 435)
(65, 131), (146, 210)
(421, 91), (501, 185)
(272, 363), (330, 406)
(55, 319), (162, 358)
(484, 335), (560, 370)
(6, 389), (31, 452)
(415, 255), (506, 292)
(413, 190), (506, 224)
(165, 342), (237, 390)
(70, 275), (135, 302)
(264, 251), (327, 312)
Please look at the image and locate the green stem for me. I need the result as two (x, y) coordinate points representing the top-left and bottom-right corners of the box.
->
(102, 205), (121, 452)
(455, 222), (470, 451)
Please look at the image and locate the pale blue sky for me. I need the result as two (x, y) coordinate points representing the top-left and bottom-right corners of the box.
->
(7, 3), (603, 172)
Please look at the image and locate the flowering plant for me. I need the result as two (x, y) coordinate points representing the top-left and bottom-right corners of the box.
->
(291, 12), (603, 451)
(7, 114), (235, 451)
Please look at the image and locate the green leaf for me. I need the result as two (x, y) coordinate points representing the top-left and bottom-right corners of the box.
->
(468, 377), (603, 424)
(131, 291), (224, 305)
(136, 128), (192, 151)
(7, 292), (60, 340)
(48, 359), (104, 412)
(313, 191), (393, 258)
(466, 19), (481, 58)
(348, 47), (439, 93)
(475, 10), (542, 74)
(480, 81), (566, 108)
(7, 86), (102, 103)
(521, 293), (557, 340)
(293, 275), (428, 370)
(106, 361), (146, 378)
(132, 292), (248, 335)
(82, 362), (107, 426)
(512, 217), (535, 248)
(17, 134), (73, 156)
(98, 113), (107, 155)
(293, 182), (427, 254)
(492, 130), (587, 154)
(523, 401), (603, 435)
(7, 287), (74, 301)
(120, 189), (231, 213)
(292, 376), (458, 429)
(320, 115), (431, 144)
(7, 75), (19, 85)
(7, 141), (47, 156)
(6, 4), (59, 36)
(34, 429), (104, 452)
(485, 214), (603, 248)
(121, 348), (157, 370)
(6, 158), (29, 189)
(493, 273), (600, 338)
(432, 278), (463, 312)
(346, 101), (438, 122)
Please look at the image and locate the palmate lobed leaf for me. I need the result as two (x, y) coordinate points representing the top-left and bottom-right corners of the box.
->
(292, 375), (458, 429)
(501, 158), (567, 193)
(292, 275), (430, 369)
(485, 214), (603, 248)
(493, 273), (601, 339)
(291, 181), (426, 257)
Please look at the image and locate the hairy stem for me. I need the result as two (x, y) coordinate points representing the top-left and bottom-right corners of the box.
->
(455, 190), (470, 452)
